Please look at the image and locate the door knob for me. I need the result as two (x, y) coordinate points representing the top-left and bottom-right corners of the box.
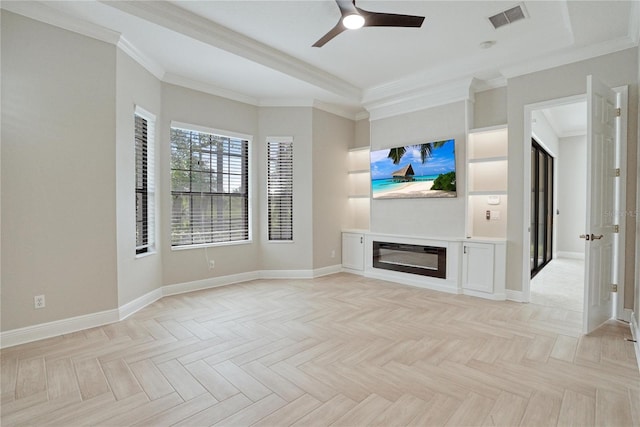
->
(590, 234), (604, 240)
(579, 234), (590, 240)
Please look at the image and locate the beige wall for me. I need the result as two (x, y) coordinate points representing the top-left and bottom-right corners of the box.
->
(354, 118), (370, 149)
(506, 48), (639, 307)
(474, 87), (508, 129)
(159, 83), (261, 285)
(1, 12), (118, 330)
(115, 50), (163, 306)
(258, 107), (314, 271)
(312, 109), (352, 269)
(369, 101), (467, 238)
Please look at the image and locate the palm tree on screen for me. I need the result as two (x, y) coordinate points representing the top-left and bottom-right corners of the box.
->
(387, 140), (449, 165)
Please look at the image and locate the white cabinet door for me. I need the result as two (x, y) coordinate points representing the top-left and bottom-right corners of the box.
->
(342, 233), (364, 271)
(462, 242), (494, 293)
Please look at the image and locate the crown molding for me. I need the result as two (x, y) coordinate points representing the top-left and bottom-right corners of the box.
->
(355, 111), (370, 121)
(100, 0), (362, 102)
(1, 1), (121, 45)
(257, 98), (362, 121)
(117, 36), (165, 80)
(364, 77), (474, 121)
(163, 73), (259, 106)
(472, 76), (508, 93)
(501, 35), (637, 80)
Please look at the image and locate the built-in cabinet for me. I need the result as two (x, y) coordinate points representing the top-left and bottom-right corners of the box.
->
(342, 232), (365, 272)
(466, 125), (508, 239)
(340, 127), (509, 300)
(463, 125), (508, 299)
(462, 240), (506, 299)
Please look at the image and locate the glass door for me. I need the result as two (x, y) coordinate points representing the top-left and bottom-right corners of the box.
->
(531, 139), (554, 278)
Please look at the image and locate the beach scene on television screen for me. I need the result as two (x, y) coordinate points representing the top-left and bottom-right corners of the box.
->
(370, 139), (456, 199)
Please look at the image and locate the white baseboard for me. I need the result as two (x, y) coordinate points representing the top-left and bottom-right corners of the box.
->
(0, 309), (119, 349)
(162, 271), (260, 297)
(556, 251), (585, 260)
(631, 313), (640, 373)
(463, 289), (506, 301)
(342, 267), (365, 276)
(312, 264), (343, 278)
(506, 289), (525, 302)
(119, 288), (163, 320)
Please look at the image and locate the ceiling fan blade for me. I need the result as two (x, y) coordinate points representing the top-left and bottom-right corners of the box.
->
(312, 21), (347, 47)
(358, 9), (425, 28)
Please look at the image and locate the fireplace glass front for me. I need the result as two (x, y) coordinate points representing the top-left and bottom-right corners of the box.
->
(372, 241), (446, 279)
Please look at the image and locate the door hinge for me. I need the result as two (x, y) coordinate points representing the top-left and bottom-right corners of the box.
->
(613, 224), (619, 233)
(615, 108), (621, 117)
(611, 284), (618, 292)
(615, 168), (621, 177)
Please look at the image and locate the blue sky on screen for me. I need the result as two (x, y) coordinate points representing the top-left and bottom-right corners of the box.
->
(370, 139), (456, 180)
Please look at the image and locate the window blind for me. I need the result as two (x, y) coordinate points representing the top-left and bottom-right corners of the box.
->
(267, 138), (293, 241)
(135, 108), (155, 254)
(170, 126), (250, 246)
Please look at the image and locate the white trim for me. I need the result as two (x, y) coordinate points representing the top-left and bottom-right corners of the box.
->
(103, 0), (361, 101)
(117, 37), (165, 81)
(364, 77), (474, 121)
(557, 251), (586, 260)
(118, 288), (163, 320)
(163, 73), (259, 107)
(259, 269), (315, 279)
(463, 289), (506, 301)
(0, 309), (119, 349)
(506, 289), (525, 302)
(162, 271), (259, 297)
(630, 313), (640, 373)
(501, 36), (637, 80)
(1, 1), (121, 45)
(342, 267), (365, 276)
(613, 85), (628, 321)
(312, 264), (343, 278)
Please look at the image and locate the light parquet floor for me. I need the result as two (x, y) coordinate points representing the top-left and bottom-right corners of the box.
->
(1, 273), (639, 426)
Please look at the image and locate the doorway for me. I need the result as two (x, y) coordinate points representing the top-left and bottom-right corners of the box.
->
(522, 82), (628, 332)
(530, 138), (554, 278)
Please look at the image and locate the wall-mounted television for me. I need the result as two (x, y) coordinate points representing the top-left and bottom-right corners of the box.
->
(370, 139), (456, 199)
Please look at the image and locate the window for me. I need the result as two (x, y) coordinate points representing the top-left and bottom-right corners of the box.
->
(135, 107), (155, 255)
(170, 123), (250, 247)
(267, 138), (293, 241)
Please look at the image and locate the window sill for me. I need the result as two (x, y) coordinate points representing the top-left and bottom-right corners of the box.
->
(135, 250), (156, 259)
(171, 240), (253, 251)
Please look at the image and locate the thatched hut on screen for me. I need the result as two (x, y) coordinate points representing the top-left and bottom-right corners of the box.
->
(391, 164), (415, 182)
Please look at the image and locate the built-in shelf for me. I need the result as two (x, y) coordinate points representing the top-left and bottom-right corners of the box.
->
(347, 147), (371, 230)
(466, 125), (508, 239)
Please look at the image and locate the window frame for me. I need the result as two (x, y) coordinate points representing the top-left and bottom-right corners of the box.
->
(267, 137), (294, 242)
(170, 121), (253, 249)
(134, 106), (156, 256)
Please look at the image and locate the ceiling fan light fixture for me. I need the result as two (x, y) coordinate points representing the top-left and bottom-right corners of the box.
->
(342, 13), (365, 30)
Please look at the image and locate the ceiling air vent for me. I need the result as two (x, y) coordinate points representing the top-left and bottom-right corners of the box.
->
(488, 3), (528, 29)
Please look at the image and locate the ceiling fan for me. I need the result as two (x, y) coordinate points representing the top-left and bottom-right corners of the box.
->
(313, 0), (425, 47)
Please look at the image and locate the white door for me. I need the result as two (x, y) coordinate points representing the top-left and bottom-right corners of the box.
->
(583, 75), (618, 334)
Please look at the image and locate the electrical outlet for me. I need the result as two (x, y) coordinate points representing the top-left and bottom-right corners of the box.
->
(34, 295), (45, 309)
(208, 260), (215, 269)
